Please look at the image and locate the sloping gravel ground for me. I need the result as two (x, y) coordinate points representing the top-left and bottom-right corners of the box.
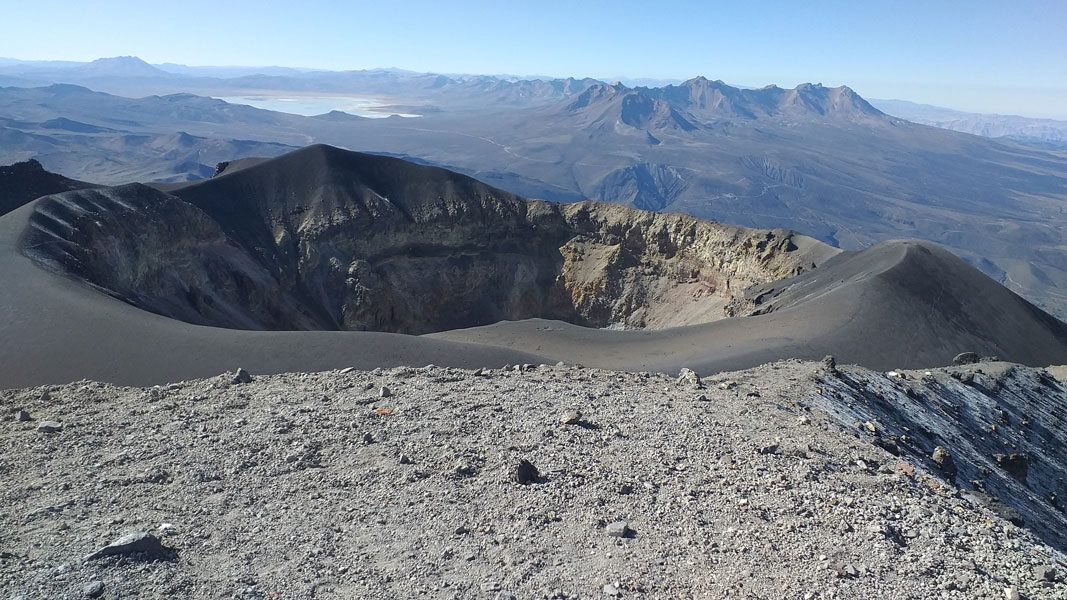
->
(2, 360), (1065, 599)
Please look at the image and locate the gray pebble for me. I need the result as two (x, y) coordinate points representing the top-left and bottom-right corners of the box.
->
(605, 521), (633, 538)
(560, 410), (582, 425)
(84, 531), (173, 562)
(81, 581), (105, 598)
(36, 421), (63, 433)
(231, 368), (253, 384)
(1036, 565), (1059, 582)
(515, 459), (539, 484)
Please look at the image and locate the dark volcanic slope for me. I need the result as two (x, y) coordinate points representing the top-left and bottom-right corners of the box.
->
(741, 240), (1067, 366)
(0, 158), (96, 216)
(0, 199), (548, 389)
(3, 146), (1067, 389)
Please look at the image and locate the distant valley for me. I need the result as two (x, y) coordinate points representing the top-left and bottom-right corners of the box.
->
(872, 98), (1067, 151)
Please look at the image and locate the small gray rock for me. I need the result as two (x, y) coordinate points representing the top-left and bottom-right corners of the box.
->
(515, 459), (539, 484)
(399, 453), (412, 465)
(603, 583), (621, 596)
(931, 446), (957, 479)
(36, 421), (63, 433)
(953, 352), (980, 365)
(830, 562), (859, 579)
(231, 368), (253, 384)
(993, 453), (1029, 480)
(495, 593), (517, 600)
(605, 521), (633, 538)
(822, 355), (838, 374)
(480, 582), (502, 592)
(560, 411), (582, 425)
(84, 531), (173, 562)
(379, 386), (392, 398)
(1036, 565), (1059, 582)
(759, 442), (780, 455)
(14, 410), (32, 422)
(677, 368), (703, 388)
(81, 581), (105, 598)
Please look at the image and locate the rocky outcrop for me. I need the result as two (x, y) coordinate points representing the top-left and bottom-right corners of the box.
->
(0, 158), (96, 217)
(21, 145), (837, 334)
(550, 203), (832, 329)
(812, 361), (1067, 552)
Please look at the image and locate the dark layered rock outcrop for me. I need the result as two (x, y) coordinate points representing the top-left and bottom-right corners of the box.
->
(0, 158), (96, 217)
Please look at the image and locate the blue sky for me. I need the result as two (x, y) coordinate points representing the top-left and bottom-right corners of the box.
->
(4, 0), (1066, 117)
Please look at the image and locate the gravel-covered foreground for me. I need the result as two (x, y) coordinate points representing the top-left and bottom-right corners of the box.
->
(2, 361), (1065, 599)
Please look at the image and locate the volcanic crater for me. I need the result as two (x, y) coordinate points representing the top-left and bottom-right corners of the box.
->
(21, 144), (835, 334)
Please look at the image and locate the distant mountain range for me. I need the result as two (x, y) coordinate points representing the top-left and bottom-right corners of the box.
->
(872, 98), (1067, 151)
(1, 58), (1066, 322)
(0, 57), (603, 112)
(6, 57), (1062, 149)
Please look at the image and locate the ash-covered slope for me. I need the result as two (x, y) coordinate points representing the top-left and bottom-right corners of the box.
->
(433, 239), (1067, 372)
(2, 361), (1066, 599)
(732, 240), (1067, 368)
(0, 158), (96, 216)
(22, 144), (832, 334)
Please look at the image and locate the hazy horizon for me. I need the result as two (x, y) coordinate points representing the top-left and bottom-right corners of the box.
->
(4, 53), (1066, 121)
(4, 0), (1065, 119)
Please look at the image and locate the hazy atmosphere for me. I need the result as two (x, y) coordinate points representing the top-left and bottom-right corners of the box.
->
(3, 0), (1066, 118)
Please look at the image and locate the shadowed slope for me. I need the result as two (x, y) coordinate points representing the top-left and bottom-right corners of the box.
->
(0, 199), (549, 389)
